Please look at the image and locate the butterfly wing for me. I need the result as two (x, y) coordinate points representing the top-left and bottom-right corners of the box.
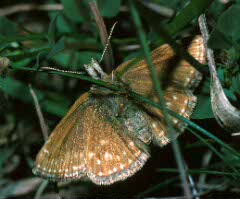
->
(171, 35), (205, 90)
(113, 36), (206, 146)
(114, 35), (205, 96)
(114, 43), (175, 96)
(33, 93), (91, 181)
(147, 37), (206, 145)
(147, 87), (198, 146)
(83, 99), (150, 185)
(33, 93), (150, 185)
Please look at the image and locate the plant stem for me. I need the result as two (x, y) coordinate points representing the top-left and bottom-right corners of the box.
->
(129, 1), (192, 198)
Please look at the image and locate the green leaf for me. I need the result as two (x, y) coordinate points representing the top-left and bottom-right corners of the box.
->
(221, 146), (240, 168)
(192, 95), (214, 119)
(0, 17), (19, 37)
(47, 14), (58, 46)
(60, 0), (90, 22)
(0, 34), (46, 48)
(218, 68), (225, 82)
(47, 37), (65, 59)
(0, 146), (16, 169)
(0, 77), (69, 117)
(207, 0), (226, 21)
(48, 12), (76, 33)
(11, 58), (32, 68)
(192, 72), (237, 119)
(53, 51), (101, 68)
(135, 0), (215, 41)
(32, 35), (64, 67)
(218, 6), (240, 43)
(232, 74), (240, 95)
(0, 76), (45, 102)
(166, 0), (214, 36)
(208, 29), (232, 49)
(3, 47), (49, 62)
(41, 100), (68, 117)
(97, 0), (121, 17)
(35, 52), (48, 69)
(209, 5), (240, 49)
(223, 88), (237, 102)
(55, 13), (76, 33)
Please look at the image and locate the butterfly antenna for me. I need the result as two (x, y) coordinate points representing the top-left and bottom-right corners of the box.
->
(99, 21), (118, 63)
(40, 67), (84, 75)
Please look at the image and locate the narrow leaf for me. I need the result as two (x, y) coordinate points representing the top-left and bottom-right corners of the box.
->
(47, 14), (58, 46)
(47, 37), (65, 59)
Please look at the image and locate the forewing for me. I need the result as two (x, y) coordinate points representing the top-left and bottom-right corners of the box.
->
(33, 93), (90, 181)
(114, 36), (205, 96)
(83, 105), (150, 185)
(114, 43), (175, 96)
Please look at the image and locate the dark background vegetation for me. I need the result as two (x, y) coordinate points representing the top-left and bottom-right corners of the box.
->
(0, 0), (240, 198)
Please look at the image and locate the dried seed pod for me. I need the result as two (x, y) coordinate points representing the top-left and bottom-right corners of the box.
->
(199, 14), (240, 133)
(211, 74), (240, 132)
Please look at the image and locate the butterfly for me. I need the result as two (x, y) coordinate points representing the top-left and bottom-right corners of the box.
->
(32, 35), (206, 185)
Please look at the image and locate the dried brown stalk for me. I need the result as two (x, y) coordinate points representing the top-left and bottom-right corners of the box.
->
(89, 1), (114, 73)
(29, 85), (49, 141)
(198, 14), (240, 133)
(0, 4), (63, 16)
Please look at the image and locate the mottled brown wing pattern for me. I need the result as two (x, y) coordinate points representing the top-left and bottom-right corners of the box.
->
(146, 87), (197, 146)
(115, 43), (175, 96)
(33, 93), (150, 185)
(114, 36), (206, 146)
(173, 35), (206, 90)
(148, 37), (205, 145)
(115, 36), (205, 96)
(33, 93), (91, 181)
(33, 35), (206, 185)
(83, 104), (149, 185)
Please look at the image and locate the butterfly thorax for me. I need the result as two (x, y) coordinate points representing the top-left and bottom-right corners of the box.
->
(87, 93), (152, 145)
